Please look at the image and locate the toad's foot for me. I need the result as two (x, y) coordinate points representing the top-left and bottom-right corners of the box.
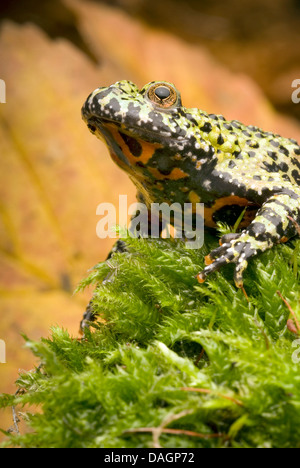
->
(197, 233), (261, 288)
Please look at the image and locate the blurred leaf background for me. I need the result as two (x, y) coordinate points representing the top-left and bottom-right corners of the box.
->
(0, 0), (300, 434)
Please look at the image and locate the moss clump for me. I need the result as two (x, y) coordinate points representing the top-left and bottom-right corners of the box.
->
(1, 234), (300, 448)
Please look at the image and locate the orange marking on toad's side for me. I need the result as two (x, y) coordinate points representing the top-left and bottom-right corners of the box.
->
(148, 167), (189, 181)
(102, 123), (189, 181)
(188, 191), (201, 204)
(204, 196), (258, 228)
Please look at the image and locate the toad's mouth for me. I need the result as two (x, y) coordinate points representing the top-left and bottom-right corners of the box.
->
(84, 114), (189, 146)
(85, 117), (168, 176)
(87, 118), (132, 168)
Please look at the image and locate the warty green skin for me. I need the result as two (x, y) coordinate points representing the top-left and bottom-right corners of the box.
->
(82, 80), (300, 287)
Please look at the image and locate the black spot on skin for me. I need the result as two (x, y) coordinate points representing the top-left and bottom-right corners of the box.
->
(219, 115), (226, 121)
(248, 151), (256, 158)
(119, 132), (142, 157)
(282, 174), (291, 182)
(186, 114), (198, 126)
(279, 145), (289, 156)
(201, 122), (213, 133)
(108, 97), (121, 114)
(294, 148), (300, 155)
(263, 161), (278, 172)
(175, 109), (185, 117)
(291, 169), (300, 185)
(223, 123), (233, 131)
(270, 140), (280, 148)
(278, 161), (289, 172)
(253, 175), (262, 180)
(217, 134), (225, 145)
(87, 124), (96, 133)
(291, 157), (300, 171)
(231, 122), (241, 129)
(255, 133), (264, 138)
(267, 151), (278, 161)
(242, 130), (252, 137)
(208, 114), (219, 120)
(228, 160), (236, 169)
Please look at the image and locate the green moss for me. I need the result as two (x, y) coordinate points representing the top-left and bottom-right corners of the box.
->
(1, 234), (300, 448)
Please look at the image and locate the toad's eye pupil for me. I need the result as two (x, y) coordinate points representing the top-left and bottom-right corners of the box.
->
(154, 86), (171, 100)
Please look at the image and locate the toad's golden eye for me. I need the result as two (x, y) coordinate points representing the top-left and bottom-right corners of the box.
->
(147, 83), (178, 108)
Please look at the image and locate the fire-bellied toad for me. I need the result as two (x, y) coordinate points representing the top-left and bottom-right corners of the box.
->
(82, 80), (300, 288)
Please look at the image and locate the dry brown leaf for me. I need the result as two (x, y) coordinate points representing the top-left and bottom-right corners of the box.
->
(0, 19), (136, 431)
(67, 0), (300, 140)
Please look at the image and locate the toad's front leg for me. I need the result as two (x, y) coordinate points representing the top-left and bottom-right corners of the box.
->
(197, 192), (300, 288)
